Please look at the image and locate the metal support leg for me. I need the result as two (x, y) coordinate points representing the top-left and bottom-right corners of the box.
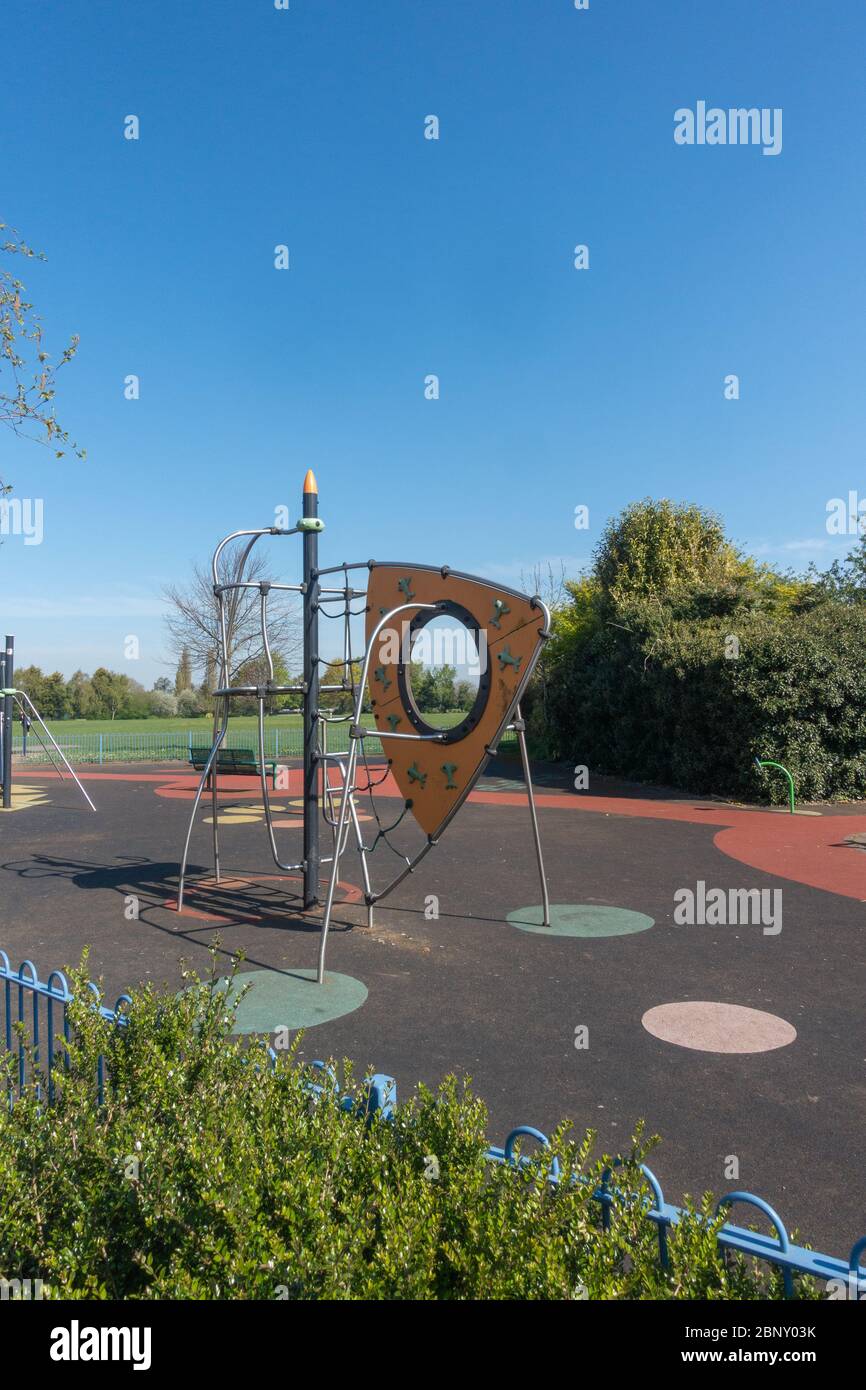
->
(337, 756), (374, 929)
(317, 736), (359, 983)
(14, 692), (97, 812)
(514, 702), (550, 927)
(178, 712), (229, 911)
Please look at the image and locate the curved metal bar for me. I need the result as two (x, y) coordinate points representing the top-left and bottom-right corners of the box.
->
(261, 590), (274, 682)
(315, 602), (438, 982)
(715, 1190), (793, 1295)
(714, 1191), (790, 1251)
(256, 695), (304, 874)
(177, 703), (229, 911)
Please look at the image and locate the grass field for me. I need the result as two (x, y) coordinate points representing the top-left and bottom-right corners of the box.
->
(13, 711), (475, 764)
(32, 712), (465, 737)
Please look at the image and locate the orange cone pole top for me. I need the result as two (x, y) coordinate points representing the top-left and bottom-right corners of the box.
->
(303, 469), (318, 495)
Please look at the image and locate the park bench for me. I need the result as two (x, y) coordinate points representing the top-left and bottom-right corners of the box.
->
(189, 746), (280, 789)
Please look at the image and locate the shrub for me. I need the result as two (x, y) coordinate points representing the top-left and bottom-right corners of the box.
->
(0, 961), (819, 1300)
(544, 598), (866, 801)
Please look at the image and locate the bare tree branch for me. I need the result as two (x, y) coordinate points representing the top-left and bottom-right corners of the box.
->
(163, 541), (302, 686)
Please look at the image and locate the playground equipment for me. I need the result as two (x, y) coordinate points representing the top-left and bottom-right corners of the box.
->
(755, 758), (796, 814)
(0, 633), (96, 812)
(178, 472), (551, 980)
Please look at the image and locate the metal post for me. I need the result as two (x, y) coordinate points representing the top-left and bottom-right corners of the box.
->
(2, 635), (13, 809)
(514, 702), (550, 927)
(302, 470), (320, 909)
(0, 648), (5, 796)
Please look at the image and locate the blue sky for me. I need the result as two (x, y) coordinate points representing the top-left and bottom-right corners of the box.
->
(2, 0), (864, 684)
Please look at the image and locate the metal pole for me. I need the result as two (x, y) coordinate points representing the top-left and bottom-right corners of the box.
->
(0, 648), (6, 798)
(14, 690), (97, 812)
(302, 470), (320, 908)
(2, 635), (13, 808)
(514, 702), (550, 927)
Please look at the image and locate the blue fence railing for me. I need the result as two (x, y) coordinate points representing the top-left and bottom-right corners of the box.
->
(6, 950), (849, 1297)
(0, 953), (130, 1105)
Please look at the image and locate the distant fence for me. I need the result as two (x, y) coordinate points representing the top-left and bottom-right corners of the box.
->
(10, 722), (516, 767)
(2, 949), (864, 1297)
(12, 725), (360, 765)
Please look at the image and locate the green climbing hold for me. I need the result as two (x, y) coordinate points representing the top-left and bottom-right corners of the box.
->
(490, 598), (511, 630)
(374, 665), (392, 691)
(398, 577), (416, 600)
(441, 762), (458, 790)
(497, 645), (522, 672)
(407, 762), (427, 788)
(387, 713), (402, 732)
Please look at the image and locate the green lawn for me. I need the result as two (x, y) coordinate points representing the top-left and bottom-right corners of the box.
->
(14, 710), (477, 764)
(35, 712), (465, 736)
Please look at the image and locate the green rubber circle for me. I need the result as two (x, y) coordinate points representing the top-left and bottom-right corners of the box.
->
(206, 968), (368, 1034)
(507, 904), (655, 938)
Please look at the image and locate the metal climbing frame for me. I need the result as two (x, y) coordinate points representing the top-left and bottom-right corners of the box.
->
(177, 473), (552, 982)
(0, 632), (96, 814)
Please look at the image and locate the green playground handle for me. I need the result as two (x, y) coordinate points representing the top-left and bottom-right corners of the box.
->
(755, 758), (796, 814)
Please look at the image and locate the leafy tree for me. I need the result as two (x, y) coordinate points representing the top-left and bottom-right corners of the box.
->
(593, 498), (737, 609)
(0, 222), (83, 491)
(152, 676), (173, 694)
(176, 687), (204, 719)
(90, 668), (133, 721)
(453, 680), (476, 711)
(174, 647), (193, 695)
(149, 690), (178, 717)
(66, 670), (98, 719)
(320, 658), (363, 714)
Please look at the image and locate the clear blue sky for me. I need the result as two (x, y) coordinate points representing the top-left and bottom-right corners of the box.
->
(2, 0), (864, 684)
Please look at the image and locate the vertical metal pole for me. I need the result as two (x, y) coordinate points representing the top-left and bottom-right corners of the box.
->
(2, 636), (13, 809)
(514, 702), (550, 927)
(302, 470), (320, 909)
(0, 648), (6, 799)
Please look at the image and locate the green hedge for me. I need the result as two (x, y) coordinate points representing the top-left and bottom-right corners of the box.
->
(0, 962), (816, 1300)
(540, 601), (866, 802)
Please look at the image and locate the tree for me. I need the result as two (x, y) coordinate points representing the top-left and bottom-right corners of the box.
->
(149, 690), (178, 717)
(593, 499), (737, 609)
(319, 658), (362, 714)
(152, 676), (173, 694)
(66, 670), (97, 718)
(177, 687), (204, 718)
(1, 222), (83, 491)
(232, 652), (294, 715)
(174, 647), (193, 695)
(163, 542), (301, 691)
(90, 668), (132, 721)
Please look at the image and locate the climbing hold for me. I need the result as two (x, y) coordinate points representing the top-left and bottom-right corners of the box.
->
(490, 598), (511, 630)
(497, 645), (522, 672)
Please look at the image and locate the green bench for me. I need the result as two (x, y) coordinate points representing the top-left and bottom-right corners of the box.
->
(189, 746), (281, 789)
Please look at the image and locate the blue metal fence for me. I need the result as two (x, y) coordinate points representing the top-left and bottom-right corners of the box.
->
(0, 953), (130, 1105)
(5, 950), (853, 1296)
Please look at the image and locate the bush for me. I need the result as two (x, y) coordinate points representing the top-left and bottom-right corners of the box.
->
(544, 598), (866, 801)
(148, 690), (178, 718)
(0, 960), (818, 1300)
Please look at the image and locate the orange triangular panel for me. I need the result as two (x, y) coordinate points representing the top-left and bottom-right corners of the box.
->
(364, 564), (548, 837)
